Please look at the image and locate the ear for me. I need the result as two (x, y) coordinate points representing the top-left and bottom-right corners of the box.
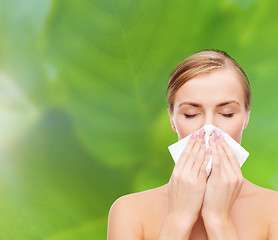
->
(243, 110), (250, 130)
(168, 108), (177, 132)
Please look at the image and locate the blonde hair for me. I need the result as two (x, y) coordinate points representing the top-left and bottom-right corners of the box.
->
(166, 49), (251, 113)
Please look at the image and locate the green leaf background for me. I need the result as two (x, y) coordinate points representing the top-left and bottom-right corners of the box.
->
(0, 0), (278, 238)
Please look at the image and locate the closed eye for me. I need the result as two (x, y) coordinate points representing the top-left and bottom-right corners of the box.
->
(184, 114), (198, 119)
(184, 113), (235, 119)
(221, 113), (234, 118)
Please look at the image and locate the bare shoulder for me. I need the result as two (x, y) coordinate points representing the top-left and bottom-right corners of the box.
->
(265, 188), (278, 239)
(257, 184), (278, 218)
(110, 184), (168, 213)
(242, 179), (277, 197)
(244, 179), (278, 205)
(251, 181), (278, 204)
(107, 184), (168, 239)
(116, 184), (167, 203)
(260, 186), (278, 239)
(243, 180), (278, 239)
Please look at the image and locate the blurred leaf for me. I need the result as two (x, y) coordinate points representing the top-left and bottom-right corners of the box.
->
(46, 218), (107, 240)
(0, 0), (277, 239)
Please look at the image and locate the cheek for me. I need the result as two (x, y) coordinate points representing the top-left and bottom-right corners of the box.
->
(174, 115), (246, 143)
(227, 126), (244, 144)
(219, 119), (245, 144)
(174, 115), (202, 140)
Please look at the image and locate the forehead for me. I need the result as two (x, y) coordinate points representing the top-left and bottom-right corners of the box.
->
(174, 69), (245, 107)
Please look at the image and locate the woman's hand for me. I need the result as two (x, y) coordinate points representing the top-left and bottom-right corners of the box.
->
(202, 131), (244, 222)
(167, 129), (211, 226)
(157, 129), (211, 239)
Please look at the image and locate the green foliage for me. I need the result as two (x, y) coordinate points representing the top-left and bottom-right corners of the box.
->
(0, 0), (277, 238)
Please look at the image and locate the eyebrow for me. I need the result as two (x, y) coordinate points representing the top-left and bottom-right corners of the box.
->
(178, 100), (240, 108)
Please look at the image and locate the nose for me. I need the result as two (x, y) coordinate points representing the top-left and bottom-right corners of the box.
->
(203, 113), (216, 128)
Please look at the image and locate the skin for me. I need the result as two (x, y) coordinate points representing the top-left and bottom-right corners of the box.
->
(169, 68), (249, 143)
(108, 68), (278, 240)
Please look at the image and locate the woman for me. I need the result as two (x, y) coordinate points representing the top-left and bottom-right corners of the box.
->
(107, 50), (278, 239)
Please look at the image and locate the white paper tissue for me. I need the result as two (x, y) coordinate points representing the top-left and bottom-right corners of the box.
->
(168, 124), (249, 176)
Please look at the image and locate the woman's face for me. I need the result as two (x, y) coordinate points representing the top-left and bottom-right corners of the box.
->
(168, 68), (250, 144)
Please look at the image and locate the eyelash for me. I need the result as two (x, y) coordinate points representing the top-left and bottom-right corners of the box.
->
(184, 113), (235, 119)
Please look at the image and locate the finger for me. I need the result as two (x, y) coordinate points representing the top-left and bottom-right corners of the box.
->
(210, 134), (221, 176)
(192, 135), (206, 175)
(173, 131), (198, 175)
(199, 147), (212, 179)
(183, 130), (205, 172)
(217, 137), (244, 202)
(215, 138), (233, 176)
(219, 135), (242, 175)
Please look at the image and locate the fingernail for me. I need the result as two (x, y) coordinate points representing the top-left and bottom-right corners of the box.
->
(209, 134), (217, 148)
(207, 147), (212, 155)
(214, 131), (219, 141)
(210, 131), (218, 142)
(191, 131), (197, 139)
(199, 129), (205, 139)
